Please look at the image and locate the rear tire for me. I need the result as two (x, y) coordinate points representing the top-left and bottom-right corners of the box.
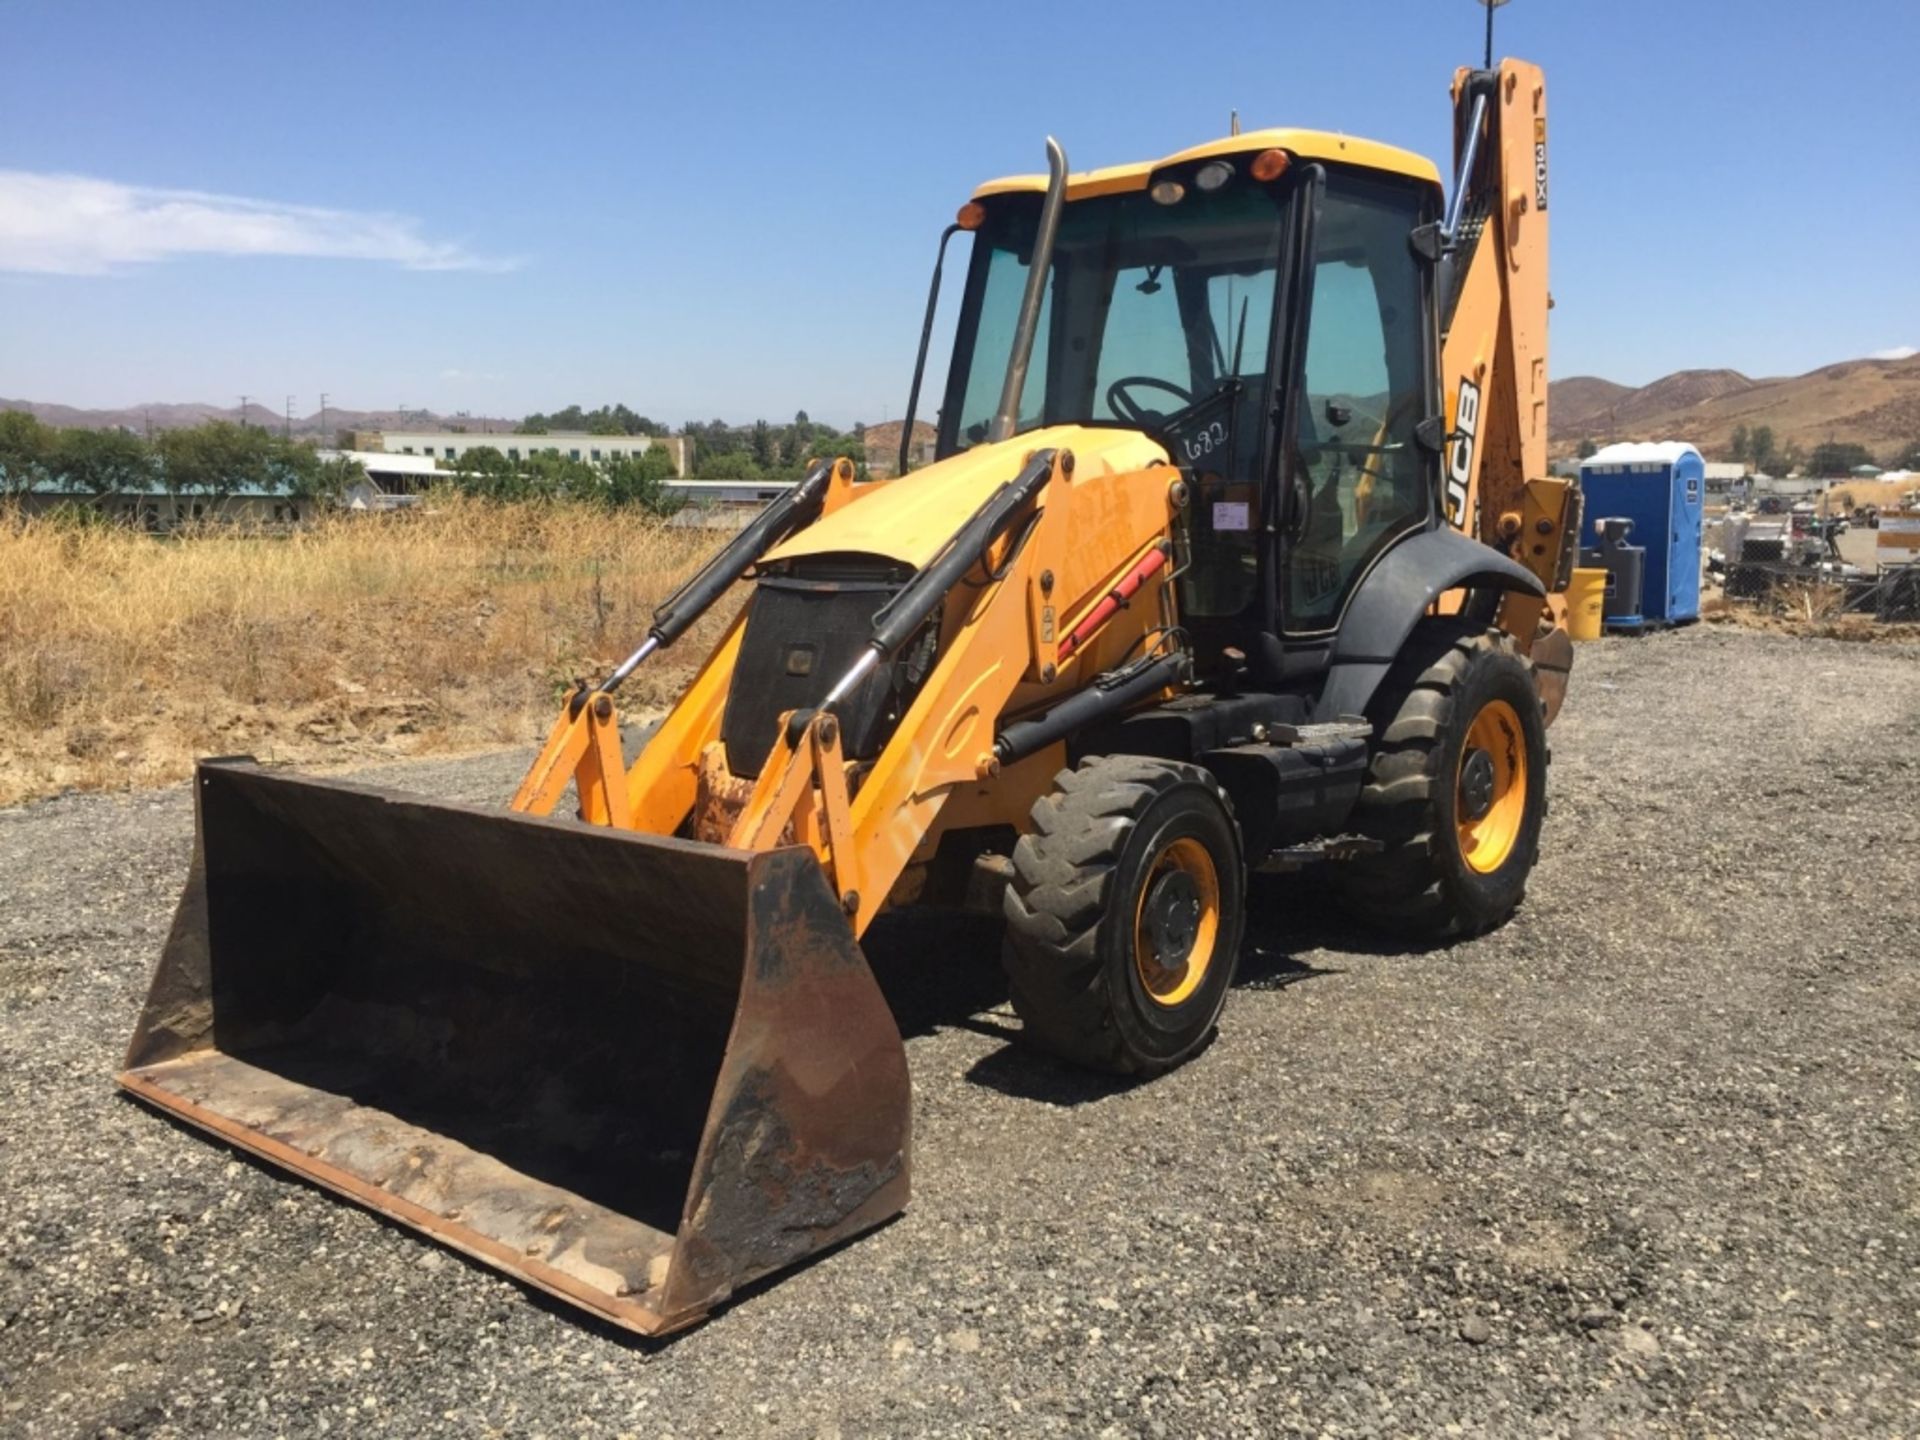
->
(1002, 756), (1245, 1076)
(1337, 619), (1547, 939)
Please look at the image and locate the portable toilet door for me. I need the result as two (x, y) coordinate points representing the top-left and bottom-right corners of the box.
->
(1667, 448), (1704, 623)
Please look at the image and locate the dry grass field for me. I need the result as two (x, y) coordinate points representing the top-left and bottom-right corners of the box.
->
(0, 501), (724, 806)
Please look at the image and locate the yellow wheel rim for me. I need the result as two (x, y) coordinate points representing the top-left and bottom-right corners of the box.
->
(1132, 836), (1221, 1007)
(1455, 698), (1528, 874)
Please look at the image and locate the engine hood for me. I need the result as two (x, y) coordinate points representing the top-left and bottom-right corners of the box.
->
(764, 425), (1170, 571)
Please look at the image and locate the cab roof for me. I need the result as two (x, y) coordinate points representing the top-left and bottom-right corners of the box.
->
(971, 127), (1441, 202)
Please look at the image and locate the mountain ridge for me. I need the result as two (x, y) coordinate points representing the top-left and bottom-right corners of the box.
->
(10, 350), (1919, 461)
(0, 398), (520, 438)
(1550, 354), (1920, 458)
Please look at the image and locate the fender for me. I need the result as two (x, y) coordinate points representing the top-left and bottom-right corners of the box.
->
(1311, 527), (1543, 723)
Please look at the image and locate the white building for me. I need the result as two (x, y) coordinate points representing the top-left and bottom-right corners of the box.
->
(371, 430), (686, 475)
(320, 449), (442, 507)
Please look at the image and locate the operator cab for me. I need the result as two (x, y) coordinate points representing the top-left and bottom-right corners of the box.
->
(933, 133), (1444, 682)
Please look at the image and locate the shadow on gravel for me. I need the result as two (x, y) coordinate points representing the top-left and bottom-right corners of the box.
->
(861, 910), (1013, 1041)
(1244, 871), (1456, 960)
(958, 939), (1343, 1108)
(857, 868), (1461, 1110)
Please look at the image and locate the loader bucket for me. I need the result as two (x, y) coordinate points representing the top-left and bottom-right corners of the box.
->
(119, 760), (910, 1337)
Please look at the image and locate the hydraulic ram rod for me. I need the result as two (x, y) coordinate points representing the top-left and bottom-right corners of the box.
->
(598, 459), (836, 696)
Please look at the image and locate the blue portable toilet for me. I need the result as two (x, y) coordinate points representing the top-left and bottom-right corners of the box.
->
(1579, 442), (1704, 625)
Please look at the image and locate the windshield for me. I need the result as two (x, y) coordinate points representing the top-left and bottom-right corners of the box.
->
(937, 176), (1290, 456)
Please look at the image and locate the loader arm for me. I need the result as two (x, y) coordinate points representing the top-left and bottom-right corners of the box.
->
(544, 439), (1188, 937)
(1436, 59), (1578, 657)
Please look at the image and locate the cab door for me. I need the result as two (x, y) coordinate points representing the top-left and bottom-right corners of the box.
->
(1279, 171), (1438, 635)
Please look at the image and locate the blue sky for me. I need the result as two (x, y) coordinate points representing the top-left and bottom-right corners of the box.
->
(2, 0), (1915, 427)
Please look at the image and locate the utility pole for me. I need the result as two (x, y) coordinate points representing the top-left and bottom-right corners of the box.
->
(319, 392), (330, 442)
(285, 395), (295, 439)
(238, 394), (250, 428)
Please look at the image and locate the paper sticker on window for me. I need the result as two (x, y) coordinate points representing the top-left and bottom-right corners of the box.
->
(1212, 501), (1251, 532)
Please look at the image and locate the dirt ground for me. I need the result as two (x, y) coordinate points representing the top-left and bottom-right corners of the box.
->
(2, 626), (1917, 1438)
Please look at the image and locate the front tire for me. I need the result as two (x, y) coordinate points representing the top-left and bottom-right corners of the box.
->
(1002, 757), (1245, 1076)
(1337, 620), (1548, 939)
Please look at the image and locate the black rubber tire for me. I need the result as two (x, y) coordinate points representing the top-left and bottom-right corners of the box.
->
(1336, 619), (1548, 939)
(1001, 756), (1245, 1076)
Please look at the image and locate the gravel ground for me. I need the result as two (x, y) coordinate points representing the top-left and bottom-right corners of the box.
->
(2, 625), (1917, 1438)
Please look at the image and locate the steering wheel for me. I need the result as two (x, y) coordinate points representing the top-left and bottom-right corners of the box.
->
(1106, 375), (1194, 427)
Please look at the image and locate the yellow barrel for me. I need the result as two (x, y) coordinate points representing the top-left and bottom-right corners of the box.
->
(1565, 567), (1607, 641)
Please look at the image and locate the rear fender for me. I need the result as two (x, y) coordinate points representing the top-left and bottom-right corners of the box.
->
(1311, 527), (1543, 723)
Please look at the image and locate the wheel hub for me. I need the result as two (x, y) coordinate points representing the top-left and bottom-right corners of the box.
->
(1142, 870), (1200, 963)
(1459, 747), (1496, 821)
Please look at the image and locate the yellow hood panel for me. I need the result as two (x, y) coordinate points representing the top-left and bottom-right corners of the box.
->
(767, 426), (1170, 570)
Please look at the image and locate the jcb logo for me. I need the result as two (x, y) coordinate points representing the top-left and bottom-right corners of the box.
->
(1445, 379), (1479, 528)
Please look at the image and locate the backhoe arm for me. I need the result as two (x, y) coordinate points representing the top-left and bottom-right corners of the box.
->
(1436, 59), (1578, 651)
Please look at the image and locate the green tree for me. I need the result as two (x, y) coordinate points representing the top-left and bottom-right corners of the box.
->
(155, 421), (279, 502)
(1577, 437), (1598, 460)
(1728, 424), (1749, 464)
(58, 426), (154, 499)
(262, 434), (326, 497)
(516, 417), (551, 435)
(522, 450), (602, 502)
(750, 420), (775, 471)
(603, 452), (684, 516)
(448, 444), (524, 500)
(0, 410), (55, 496)
(1809, 440), (1872, 476)
(695, 449), (761, 481)
(1748, 425), (1776, 474)
(299, 453), (368, 504)
(1892, 440), (1920, 470)
(611, 404), (665, 436)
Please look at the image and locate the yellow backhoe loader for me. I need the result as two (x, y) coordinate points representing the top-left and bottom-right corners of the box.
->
(122, 57), (1576, 1336)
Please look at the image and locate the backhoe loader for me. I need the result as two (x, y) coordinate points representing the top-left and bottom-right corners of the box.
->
(122, 57), (1577, 1336)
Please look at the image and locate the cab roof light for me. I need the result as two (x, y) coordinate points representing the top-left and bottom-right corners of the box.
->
(956, 201), (986, 230)
(1148, 179), (1186, 207)
(1195, 160), (1235, 192)
(1250, 148), (1291, 183)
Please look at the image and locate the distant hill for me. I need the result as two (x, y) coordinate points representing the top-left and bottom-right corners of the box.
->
(0, 398), (519, 439)
(1550, 354), (1920, 459)
(1549, 376), (1633, 431)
